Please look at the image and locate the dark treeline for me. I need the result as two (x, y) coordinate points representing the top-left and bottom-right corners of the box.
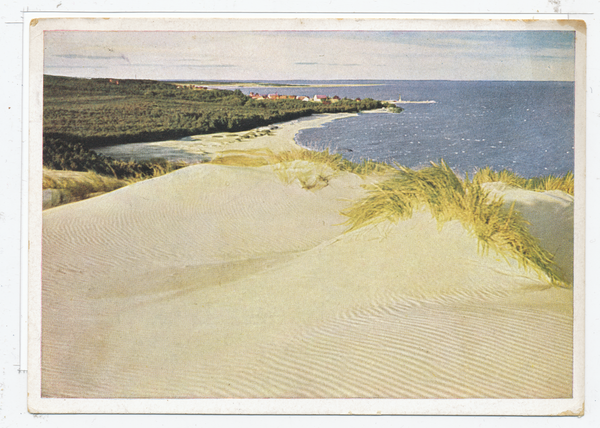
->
(44, 75), (385, 149)
(43, 137), (185, 179)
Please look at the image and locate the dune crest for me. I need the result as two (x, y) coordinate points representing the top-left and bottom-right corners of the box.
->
(42, 159), (573, 399)
(483, 182), (574, 283)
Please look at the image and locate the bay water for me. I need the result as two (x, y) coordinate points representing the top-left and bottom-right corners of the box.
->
(97, 80), (575, 179)
(236, 80), (575, 178)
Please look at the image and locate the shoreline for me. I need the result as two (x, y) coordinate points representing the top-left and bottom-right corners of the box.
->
(394, 100), (436, 104)
(96, 112), (359, 162)
(176, 82), (383, 88)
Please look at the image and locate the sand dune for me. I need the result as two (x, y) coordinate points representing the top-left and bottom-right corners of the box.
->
(484, 182), (574, 284)
(42, 159), (573, 398)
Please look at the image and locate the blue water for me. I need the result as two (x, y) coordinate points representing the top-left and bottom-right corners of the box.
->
(232, 80), (574, 178)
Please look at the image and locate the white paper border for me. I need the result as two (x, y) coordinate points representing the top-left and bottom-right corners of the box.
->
(25, 14), (586, 416)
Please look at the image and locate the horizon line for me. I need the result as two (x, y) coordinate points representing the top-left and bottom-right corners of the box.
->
(44, 74), (574, 83)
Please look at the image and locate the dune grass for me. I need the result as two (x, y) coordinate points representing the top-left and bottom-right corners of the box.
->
(43, 160), (187, 208)
(210, 154), (271, 167)
(272, 160), (336, 191)
(210, 147), (393, 178)
(43, 170), (129, 206)
(209, 148), (394, 191)
(343, 160), (567, 286)
(271, 148), (393, 177)
(209, 149), (341, 190)
(473, 167), (574, 195)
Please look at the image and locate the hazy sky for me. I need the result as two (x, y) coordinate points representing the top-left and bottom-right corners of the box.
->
(44, 30), (575, 81)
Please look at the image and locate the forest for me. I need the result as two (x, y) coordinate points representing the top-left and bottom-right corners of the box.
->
(43, 75), (385, 149)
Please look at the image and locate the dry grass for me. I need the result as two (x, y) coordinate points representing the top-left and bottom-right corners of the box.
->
(209, 148), (274, 167)
(473, 167), (574, 195)
(270, 149), (393, 177)
(343, 160), (568, 287)
(210, 155), (271, 167)
(43, 161), (187, 208)
(209, 148), (393, 190)
(43, 169), (129, 206)
(272, 160), (334, 191)
(208, 147), (393, 190)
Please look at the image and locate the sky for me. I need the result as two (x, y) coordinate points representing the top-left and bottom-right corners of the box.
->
(44, 30), (576, 81)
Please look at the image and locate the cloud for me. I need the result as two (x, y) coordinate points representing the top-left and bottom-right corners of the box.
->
(45, 65), (107, 69)
(53, 54), (120, 60)
(294, 62), (360, 67)
(132, 64), (237, 68)
(43, 30), (576, 81)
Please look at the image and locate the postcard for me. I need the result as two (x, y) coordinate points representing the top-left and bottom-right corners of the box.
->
(27, 16), (586, 415)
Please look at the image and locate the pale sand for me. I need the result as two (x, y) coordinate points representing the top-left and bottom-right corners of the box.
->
(151, 113), (358, 159)
(41, 153), (573, 399)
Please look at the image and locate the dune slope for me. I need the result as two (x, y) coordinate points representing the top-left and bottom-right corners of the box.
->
(41, 163), (573, 398)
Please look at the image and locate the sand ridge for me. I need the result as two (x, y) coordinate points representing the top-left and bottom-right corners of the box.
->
(41, 155), (574, 398)
(483, 182), (574, 284)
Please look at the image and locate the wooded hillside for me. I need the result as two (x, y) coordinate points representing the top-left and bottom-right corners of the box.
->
(43, 75), (384, 149)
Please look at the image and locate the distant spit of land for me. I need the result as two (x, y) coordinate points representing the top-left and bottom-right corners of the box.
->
(168, 80), (382, 88)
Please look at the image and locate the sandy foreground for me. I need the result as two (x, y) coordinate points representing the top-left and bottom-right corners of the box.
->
(42, 115), (574, 399)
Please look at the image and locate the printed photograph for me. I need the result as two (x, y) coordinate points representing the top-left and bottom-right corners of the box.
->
(33, 18), (583, 409)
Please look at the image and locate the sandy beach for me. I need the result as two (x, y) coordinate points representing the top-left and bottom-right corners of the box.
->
(41, 114), (574, 399)
(132, 112), (360, 161)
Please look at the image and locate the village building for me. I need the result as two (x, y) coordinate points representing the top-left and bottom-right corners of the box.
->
(247, 92), (346, 103)
(249, 92), (267, 100)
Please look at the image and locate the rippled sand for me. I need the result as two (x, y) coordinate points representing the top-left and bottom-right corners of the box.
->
(41, 163), (573, 399)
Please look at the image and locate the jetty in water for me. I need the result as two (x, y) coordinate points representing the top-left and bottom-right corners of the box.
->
(385, 95), (436, 104)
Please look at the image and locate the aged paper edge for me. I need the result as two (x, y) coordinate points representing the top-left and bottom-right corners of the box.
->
(26, 15), (586, 415)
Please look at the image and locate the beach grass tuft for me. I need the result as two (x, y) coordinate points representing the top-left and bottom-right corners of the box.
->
(343, 160), (567, 286)
(270, 148), (393, 177)
(271, 160), (334, 191)
(473, 167), (574, 195)
(43, 159), (187, 207)
(43, 169), (129, 205)
(209, 147), (393, 178)
(210, 154), (271, 167)
(208, 147), (393, 191)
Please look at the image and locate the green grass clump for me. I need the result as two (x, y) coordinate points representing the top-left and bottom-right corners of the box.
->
(473, 167), (574, 196)
(343, 160), (566, 286)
